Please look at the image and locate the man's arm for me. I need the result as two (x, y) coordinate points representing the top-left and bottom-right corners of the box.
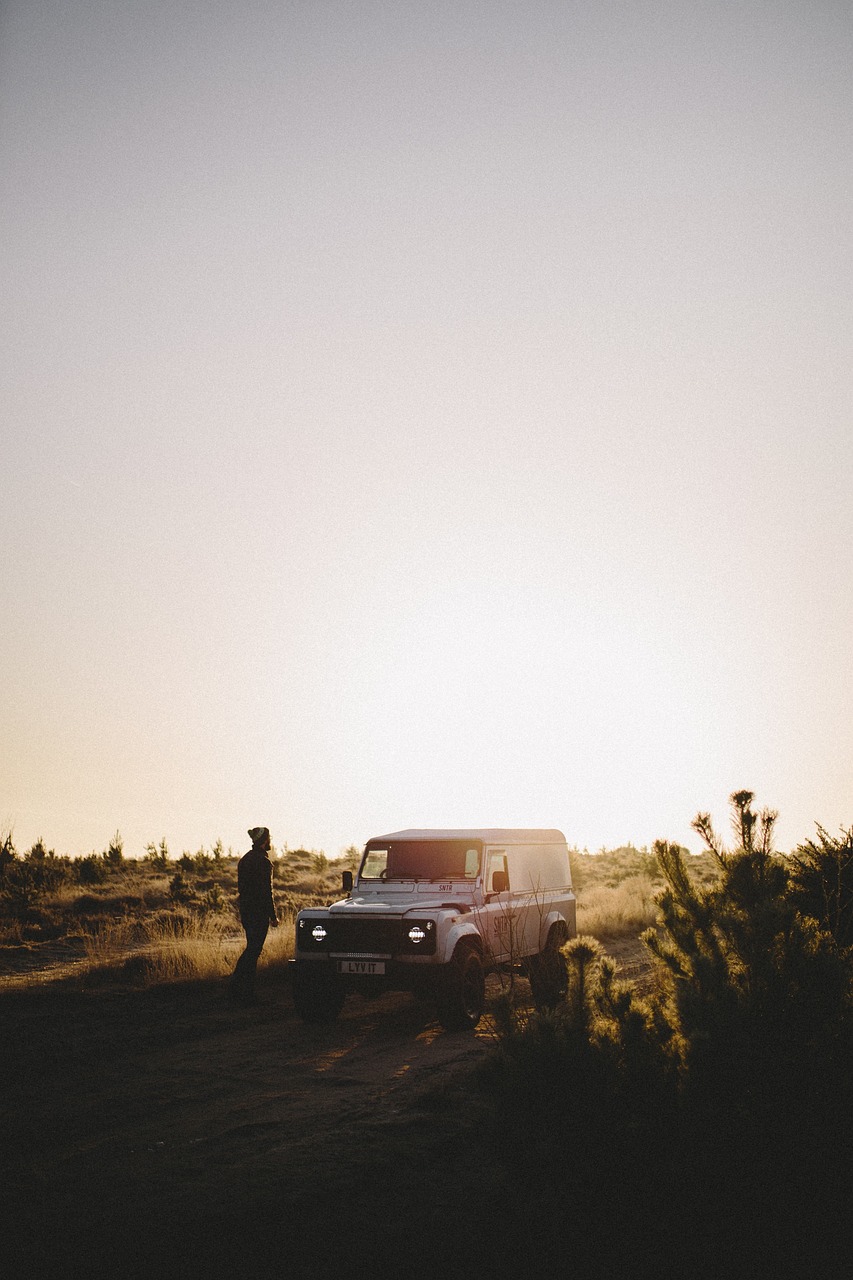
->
(266, 859), (278, 925)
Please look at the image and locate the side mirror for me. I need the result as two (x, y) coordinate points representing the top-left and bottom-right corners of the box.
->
(492, 870), (509, 894)
(342, 870), (353, 894)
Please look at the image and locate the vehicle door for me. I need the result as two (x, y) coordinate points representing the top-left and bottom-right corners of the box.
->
(481, 848), (520, 965)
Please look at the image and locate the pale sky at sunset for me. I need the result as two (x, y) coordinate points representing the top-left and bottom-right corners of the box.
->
(2, 1), (851, 860)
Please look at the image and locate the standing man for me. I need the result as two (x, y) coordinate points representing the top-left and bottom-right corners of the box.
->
(230, 826), (278, 1004)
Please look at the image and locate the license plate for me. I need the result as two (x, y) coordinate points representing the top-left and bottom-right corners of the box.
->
(338, 959), (386, 975)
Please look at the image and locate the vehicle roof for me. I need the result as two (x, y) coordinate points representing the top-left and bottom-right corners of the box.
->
(368, 828), (567, 844)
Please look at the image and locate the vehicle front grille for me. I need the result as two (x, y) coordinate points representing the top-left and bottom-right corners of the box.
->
(298, 916), (402, 954)
(297, 915), (437, 956)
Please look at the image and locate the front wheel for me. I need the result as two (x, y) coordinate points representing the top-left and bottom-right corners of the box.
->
(435, 945), (486, 1031)
(292, 964), (345, 1023)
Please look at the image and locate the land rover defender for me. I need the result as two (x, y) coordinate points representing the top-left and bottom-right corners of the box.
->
(291, 828), (576, 1030)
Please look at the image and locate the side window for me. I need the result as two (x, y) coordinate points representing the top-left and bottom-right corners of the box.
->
(465, 848), (480, 879)
(486, 852), (509, 892)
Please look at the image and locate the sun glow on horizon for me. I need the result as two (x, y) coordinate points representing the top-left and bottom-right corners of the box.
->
(2, 1), (850, 863)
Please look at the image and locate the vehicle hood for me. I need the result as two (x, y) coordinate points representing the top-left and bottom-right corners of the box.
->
(326, 891), (474, 916)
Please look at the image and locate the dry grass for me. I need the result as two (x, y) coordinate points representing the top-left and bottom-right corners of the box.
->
(0, 846), (344, 989)
(258, 915), (297, 967)
(80, 910), (297, 986)
(576, 873), (661, 938)
(570, 849), (721, 940)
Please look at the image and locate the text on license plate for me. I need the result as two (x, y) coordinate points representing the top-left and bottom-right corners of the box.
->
(338, 959), (386, 975)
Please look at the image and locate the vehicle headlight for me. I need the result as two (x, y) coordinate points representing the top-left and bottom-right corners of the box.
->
(311, 924), (328, 941)
(401, 920), (436, 953)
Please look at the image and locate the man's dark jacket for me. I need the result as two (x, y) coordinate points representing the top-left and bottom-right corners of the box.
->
(237, 848), (276, 923)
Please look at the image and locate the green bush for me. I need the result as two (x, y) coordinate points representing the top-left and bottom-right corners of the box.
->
(478, 792), (853, 1277)
(0, 850), (67, 918)
(193, 847), (214, 874)
(199, 881), (227, 913)
(788, 824), (853, 950)
(169, 871), (193, 904)
(145, 839), (170, 871)
(484, 933), (677, 1131)
(104, 831), (124, 867)
(645, 792), (853, 1105)
(77, 854), (108, 886)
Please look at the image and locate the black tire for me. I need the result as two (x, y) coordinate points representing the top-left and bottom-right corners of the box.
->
(528, 923), (569, 1008)
(292, 964), (345, 1023)
(435, 944), (486, 1031)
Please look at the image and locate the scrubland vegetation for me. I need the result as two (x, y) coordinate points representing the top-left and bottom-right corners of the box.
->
(4, 799), (853, 1276)
(479, 793), (853, 1276)
(0, 831), (356, 986)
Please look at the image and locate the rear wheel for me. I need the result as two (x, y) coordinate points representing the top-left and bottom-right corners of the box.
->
(528, 923), (569, 1008)
(292, 963), (345, 1023)
(435, 944), (485, 1031)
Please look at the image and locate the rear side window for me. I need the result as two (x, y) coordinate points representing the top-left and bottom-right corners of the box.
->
(485, 851), (509, 892)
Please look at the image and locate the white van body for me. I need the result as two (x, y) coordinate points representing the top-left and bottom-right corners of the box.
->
(292, 828), (577, 1029)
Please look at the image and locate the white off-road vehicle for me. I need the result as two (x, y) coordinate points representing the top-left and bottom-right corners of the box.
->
(291, 828), (576, 1030)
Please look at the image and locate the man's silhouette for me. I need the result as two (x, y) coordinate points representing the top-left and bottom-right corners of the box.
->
(230, 826), (278, 1004)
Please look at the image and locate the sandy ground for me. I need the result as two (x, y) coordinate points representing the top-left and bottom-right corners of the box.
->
(1, 936), (653, 1279)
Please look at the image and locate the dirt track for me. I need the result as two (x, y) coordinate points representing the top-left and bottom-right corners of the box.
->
(1, 967), (497, 1276)
(1, 937), (652, 1278)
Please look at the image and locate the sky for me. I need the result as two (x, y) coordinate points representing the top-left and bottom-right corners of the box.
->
(1, 0), (851, 861)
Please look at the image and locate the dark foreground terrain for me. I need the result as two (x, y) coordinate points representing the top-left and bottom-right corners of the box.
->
(2, 940), (849, 1280)
(2, 964), (501, 1279)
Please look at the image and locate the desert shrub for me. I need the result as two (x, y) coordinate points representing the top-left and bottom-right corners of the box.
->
(338, 845), (361, 870)
(488, 795), (853, 1139)
(104, 831), (124, 868)
(1, 858), (65, 917)
(481, 933), (679, 1186)
(145, 839), (170, 871)
(478, 793), (853, 1277)
(0, 829), (16, 873)
(193, 847), (214, 873)
(645, 792), (853, 1101)
(169, 871), (193, 904)
(199, 882), (228, 914)
(77, 854), (108, 886)
(173, 848), (216, 875)
(788, 824), (853, 950)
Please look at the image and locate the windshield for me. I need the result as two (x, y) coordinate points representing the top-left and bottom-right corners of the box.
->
(360, 839), (482, 881)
